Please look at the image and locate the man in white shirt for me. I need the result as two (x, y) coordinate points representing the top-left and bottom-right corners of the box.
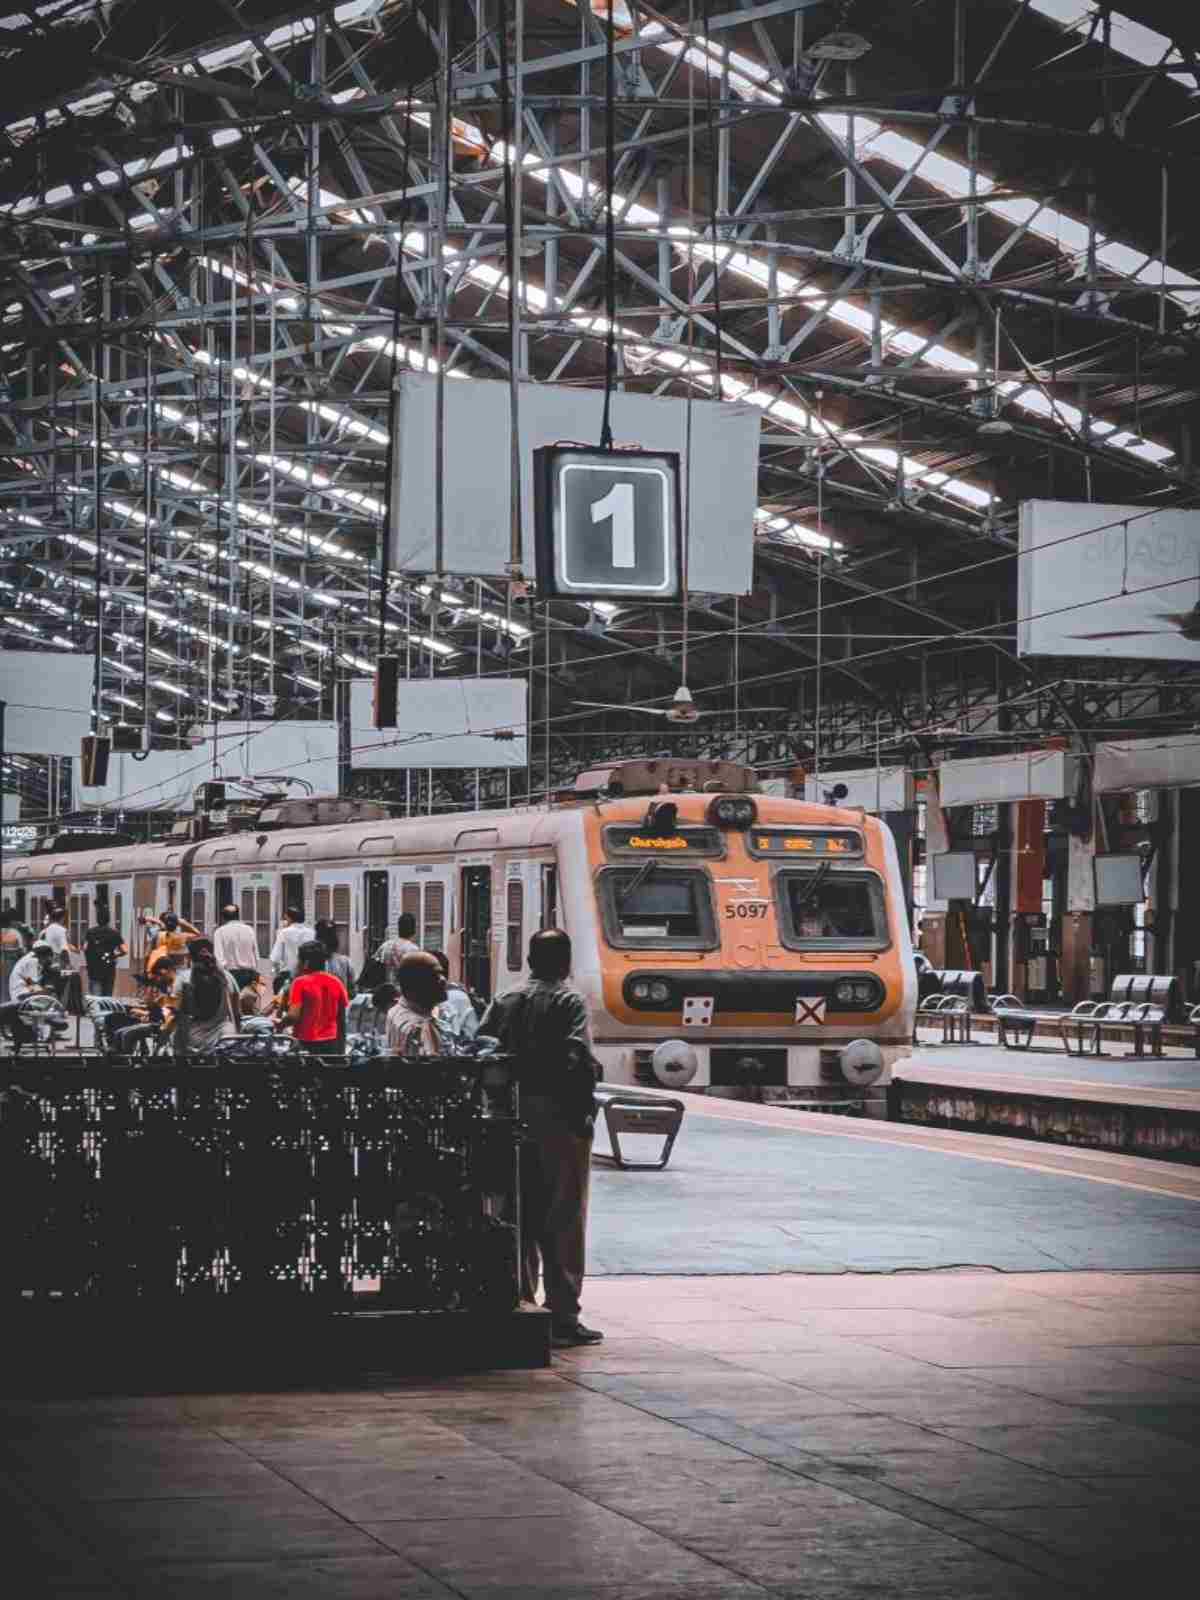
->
(270, 905), (316, 980)
(40, 906), (73, 967)
(213, 904), (260, 989)
(1, 943), (65, 1051)
(9, 942), (57, 1000)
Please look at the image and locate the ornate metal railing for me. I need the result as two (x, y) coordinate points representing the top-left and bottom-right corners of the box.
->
(0, 1055), (520, 1314)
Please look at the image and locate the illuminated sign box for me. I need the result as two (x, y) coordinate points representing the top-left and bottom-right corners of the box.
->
(604, 825), (723, 857)
(533, 445), (682, 601)
(748, 829), (864, 859)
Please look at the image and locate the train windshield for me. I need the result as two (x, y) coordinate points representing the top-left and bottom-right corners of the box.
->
(596, 865), (718, 950)
(776, 867), (888, 950)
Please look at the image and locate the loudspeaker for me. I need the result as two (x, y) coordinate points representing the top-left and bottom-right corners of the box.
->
(80, 735), (111, 788)
(111, 723), (143, 753)
(373, 656), (400, 729)
(197, 780), (227, 811)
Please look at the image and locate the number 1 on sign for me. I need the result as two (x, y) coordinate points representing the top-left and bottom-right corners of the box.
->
(590, 481), (635, 568)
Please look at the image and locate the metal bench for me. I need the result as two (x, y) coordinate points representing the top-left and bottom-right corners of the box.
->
(592, 1086), (685, 1171)
(991, 997), (1049, 1050)
(915, 992), (973, 1044)
(1059, 999), (1166, 1059)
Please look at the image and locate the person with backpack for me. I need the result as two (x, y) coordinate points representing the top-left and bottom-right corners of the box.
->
(83, 908), (127, 998)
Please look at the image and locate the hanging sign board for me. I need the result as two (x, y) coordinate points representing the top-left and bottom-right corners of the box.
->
(533, 445), (681, 600)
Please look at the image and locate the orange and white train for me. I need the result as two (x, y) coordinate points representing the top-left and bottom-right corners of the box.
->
(6, 758), (915, 1109)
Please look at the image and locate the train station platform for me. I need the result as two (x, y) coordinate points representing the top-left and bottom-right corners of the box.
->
(897, 1039), (1200, 1160)
(5, 1095), (1200, 1597)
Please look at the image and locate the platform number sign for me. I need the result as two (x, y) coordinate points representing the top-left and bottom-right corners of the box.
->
(533, 445), (682, 600)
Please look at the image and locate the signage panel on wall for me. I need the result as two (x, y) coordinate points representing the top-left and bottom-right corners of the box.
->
(533, 446), (681, 600)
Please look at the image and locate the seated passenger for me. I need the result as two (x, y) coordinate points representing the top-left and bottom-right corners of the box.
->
(347, 982), (398, 1043)
(386, 952), (454, 1058)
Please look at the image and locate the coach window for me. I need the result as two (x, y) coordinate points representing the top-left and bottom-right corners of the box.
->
(192, 888), (207, 931)
(401, 884), (421, 934)
(281, 874), (305, 917)
(314, 884), (352, 953)
(774, 868), (888, 951)
(596, 866), (717, 951)
(423, 882), (445, 954)
(242, 888), (273, 957)
(113, 893), (124, 941)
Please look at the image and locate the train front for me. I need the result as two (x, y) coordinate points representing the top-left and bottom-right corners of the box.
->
(573, 766), (916, 1114)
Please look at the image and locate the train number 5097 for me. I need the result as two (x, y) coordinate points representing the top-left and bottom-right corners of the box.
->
(725, 901), (769, 920)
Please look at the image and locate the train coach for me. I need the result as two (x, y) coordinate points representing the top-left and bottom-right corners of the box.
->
(6, 757), (915, 1111)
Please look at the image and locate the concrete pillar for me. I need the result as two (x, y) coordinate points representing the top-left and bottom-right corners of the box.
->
(1062, 829), (1096, 1002)
(1174, 789), (1200, 999)
(920, 776), (950, 967)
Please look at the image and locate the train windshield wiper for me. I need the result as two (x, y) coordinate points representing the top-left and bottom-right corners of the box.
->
(792, 859), (832, 915)
(619, 858), (659, 905)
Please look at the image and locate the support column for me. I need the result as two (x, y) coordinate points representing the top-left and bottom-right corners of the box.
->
(1174, 789), (1200, 999)
(920, 775), (950, 967)
(1062, 829), (1096, 1003)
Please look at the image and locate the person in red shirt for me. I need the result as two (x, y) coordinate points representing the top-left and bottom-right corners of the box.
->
(283, 941), (348, 1058)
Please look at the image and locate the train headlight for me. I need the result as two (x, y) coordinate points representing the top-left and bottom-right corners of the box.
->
(833, 977), (883, 1009)
(707, 795), (757, 829)
(652, 1039), (698, 1088)
(649, 980), (672, 1004)
(632, 980), (652, 1001)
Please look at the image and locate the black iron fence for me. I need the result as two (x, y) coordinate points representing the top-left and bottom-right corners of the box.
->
(0, 1055), (520, 1313)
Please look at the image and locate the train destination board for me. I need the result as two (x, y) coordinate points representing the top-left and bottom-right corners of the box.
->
(749, 829), (864, 858)
(605, 825), (723, 856)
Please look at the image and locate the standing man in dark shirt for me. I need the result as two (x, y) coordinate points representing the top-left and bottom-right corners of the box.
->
(480, 929), (603, 1348)
(83, 909), (127, 997)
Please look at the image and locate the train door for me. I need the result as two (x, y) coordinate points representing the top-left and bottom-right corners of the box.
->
(190, 876), (211, 936)
(234, 873), (274, 965)
(103, 877), (133, 988)
(364, 870), (389, 958)
(68, 881), (93, 949)
(461, 864), (493, 1001)
(281, 873), (306, 921)
(132, 873), (158, 968)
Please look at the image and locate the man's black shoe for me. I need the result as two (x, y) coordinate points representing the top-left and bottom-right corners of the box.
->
(551, 1321), (604, 1347)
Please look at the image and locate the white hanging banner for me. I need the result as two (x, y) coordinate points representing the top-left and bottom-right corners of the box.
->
(1094, 734), (1200, 793)
(938, 750), (1078, 806)
(0, 653), (93, 756)
(75, 721), (339, 810)
(349, 678), (527, 770)
(1018, 501), (1200, 661)
(803, 766), (913, 813)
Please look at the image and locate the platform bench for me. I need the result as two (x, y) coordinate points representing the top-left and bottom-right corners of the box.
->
(990, 1000), (1055, 1050)
(1058, 1000), (1165, 1059)
(915, 993), (973, 1044)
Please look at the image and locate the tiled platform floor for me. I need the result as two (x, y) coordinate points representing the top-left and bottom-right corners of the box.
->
(4, 1270), (1198, 1598)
